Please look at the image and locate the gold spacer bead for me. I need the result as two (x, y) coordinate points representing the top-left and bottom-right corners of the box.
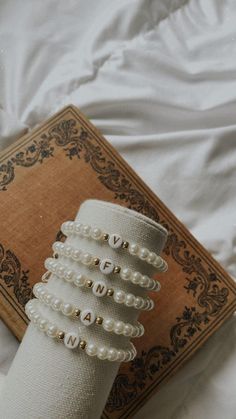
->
(79, 340), (86, 350)
(73, 308), (81, 317)
(107, 288), (114, 297)
(122, 241), (129, 249)
(113, 265), (121, 274)
(57, 331), (65, 341)
(86, 279), (93, 288)
(95, 316), (103, 325)
(93, 257), (100, 266)
(102, 233), (109, 241)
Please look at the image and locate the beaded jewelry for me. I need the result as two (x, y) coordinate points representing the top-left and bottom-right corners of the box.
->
(25, 299), (137, 362)
(52, 241), (161, 292)
(44, 258), (155, 311)
(61, 221), (168, 272)
(33, 282), (145, 338)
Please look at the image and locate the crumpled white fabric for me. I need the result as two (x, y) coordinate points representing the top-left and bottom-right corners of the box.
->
(0, 0), (236, 418)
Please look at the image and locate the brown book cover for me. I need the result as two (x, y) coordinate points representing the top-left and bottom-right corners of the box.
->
(0, 105), (235, 418)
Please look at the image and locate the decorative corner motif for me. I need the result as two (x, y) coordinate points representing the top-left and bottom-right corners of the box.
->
(0, 243), (32, 306)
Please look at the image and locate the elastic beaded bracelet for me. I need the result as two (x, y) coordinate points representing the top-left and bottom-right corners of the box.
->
(25, 299), (137, 362)
(33, 282), (145, 338)
(52, 241), (161, 292)
(44, 258), (155, 311)
(61, 220), (168, 272)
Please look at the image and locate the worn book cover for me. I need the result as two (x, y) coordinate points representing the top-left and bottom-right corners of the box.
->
(0, 105), (235, 418)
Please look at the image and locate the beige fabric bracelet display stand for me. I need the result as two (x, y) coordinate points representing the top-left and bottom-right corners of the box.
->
(0, 199), (168, 419)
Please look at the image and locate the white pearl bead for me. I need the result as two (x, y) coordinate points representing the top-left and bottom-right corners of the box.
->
(71, 249), (81, 261)
(103, 318), (114, 332)
(114, 321), (124, 335)
(97, 347), (108, 360)
(56, 266), (65, 277)
(46, 324), (58, 338)
(64, 332), (80, 349)
(68, 221), (74, 232)
(139, 247), (149, 260)
(120, 267), (132, 281)
(74, 222), (82, 233)
(140, 275), (149, 287)
(82, 224), (91, 236)
(32, 313), (40, 323)
(91, 227), (102, 240)
(64, 246), (72, 257)
(64, 270), (74, 282)
(148, 299), (155, 310)
(81, 252), (92, 265)
(74, 273), (85, 287)
(61, 303), (74, 316)
(129, 243), (139, 255)
(80, 309), (96, 326)
(117, 350), (126, 362)
(154, 255), (163, 268)
(107, 348), (118, 361)
(134, 296), (143, 309)
(86, 343), (97, 357)
(114, 290), (125, 304)
(92, 281), (107, 297)
(44, 293), (53, 305)
(108, 234), (123, 249)
(147, 252), (156, 264)
(99, 258), (114, 275)
(132, 327), (139, 338)
(52, 298), (62, 311)
(38, 319), (48, 331)
(131, 271), (142, 284)
(61, 222), (68, 234)
(123, 324), (133, 337)
(125, 293), (135, 307)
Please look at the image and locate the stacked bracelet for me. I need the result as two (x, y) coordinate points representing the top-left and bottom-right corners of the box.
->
(61, 221), (168, 272)
(44, 258), (155, 311)
(25, 299), (137, 362)
(52, 241), (161, 292)
(33, 282), (145, 338)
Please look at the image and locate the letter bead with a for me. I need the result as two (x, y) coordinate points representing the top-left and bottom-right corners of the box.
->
(80, 309), (96, 326)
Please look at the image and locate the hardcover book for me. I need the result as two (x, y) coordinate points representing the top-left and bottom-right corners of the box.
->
(0, 105), (235, 418)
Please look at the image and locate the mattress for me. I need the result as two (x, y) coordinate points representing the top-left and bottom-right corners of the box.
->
(0, 0), (236, 418)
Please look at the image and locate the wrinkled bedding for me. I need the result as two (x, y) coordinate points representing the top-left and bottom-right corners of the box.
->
(0, 0), (236, 418)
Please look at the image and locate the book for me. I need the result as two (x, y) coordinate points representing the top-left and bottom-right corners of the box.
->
(0, 105), (235, 419)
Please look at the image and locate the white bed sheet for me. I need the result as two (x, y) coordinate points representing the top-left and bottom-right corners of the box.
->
(0, 0), (236, 418)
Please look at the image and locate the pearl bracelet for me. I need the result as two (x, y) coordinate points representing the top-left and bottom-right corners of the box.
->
(33, 282), (145, 338)
(44, 258), (154, 311)
(61, 221), (168, 272)
(52, 241), (161, 292)
(25, 299), (137, 362)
